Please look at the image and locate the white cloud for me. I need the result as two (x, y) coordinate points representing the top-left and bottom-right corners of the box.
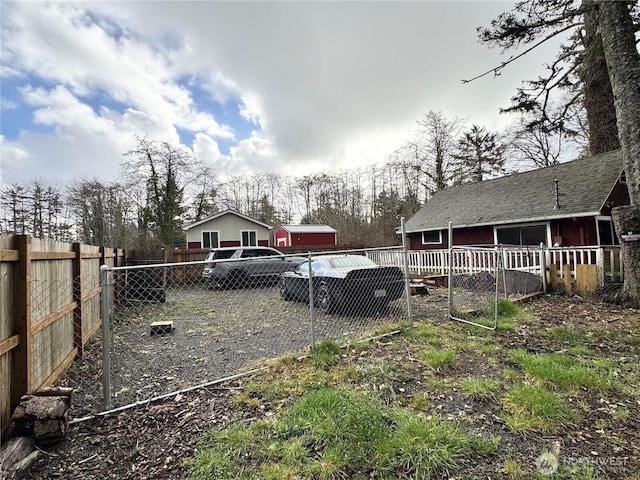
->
(193, 133), (223, 165)
(0, 135), (29, 184)
(239, 92), (264, 128)
(1, 1), (566, 187)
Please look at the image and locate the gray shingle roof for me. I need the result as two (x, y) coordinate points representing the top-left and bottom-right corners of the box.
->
(404, 150), (623, 233)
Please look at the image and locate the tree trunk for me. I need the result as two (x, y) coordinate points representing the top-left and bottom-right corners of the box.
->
(597, 0), (640, 306)
(581, 0), (620, 155)
(612, 206), (640, 306)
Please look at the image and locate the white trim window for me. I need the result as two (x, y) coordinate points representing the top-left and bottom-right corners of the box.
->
(421, 230), (442, 245)
(494, 222), (550, 246)
(596, 216), (618, 245)
(241, 230), (257, 246)
(202, 230), (220, 249)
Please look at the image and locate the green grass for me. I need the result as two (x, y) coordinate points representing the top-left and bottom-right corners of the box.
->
(502, 458), (525, 479)
(502, 384), (576, 432)
(185, 298), (639, 479)
(548, 326), (586, 345)
(188, 387), (490, 479)
(309, 338), (341, 368)
(508, 350), (611, 390)
(420, 348), (456, 369)
(483, 298), (521, 319)
(460, 376), (502, 401)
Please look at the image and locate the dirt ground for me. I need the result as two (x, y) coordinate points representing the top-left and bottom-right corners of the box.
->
(18, 294), (640, 479)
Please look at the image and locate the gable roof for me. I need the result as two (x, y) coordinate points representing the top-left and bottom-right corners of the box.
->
(183, 209), (272, 231)
(404, 150), (624, 233)
(278, 224), (337, 234)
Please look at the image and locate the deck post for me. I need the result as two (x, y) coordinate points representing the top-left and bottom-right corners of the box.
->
(540, 244), (547, 293)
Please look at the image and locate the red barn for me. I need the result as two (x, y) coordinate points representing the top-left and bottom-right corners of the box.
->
(274, 225), (337, 247)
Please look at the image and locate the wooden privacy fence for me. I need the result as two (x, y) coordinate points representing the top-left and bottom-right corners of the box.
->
(0, 234), (125, 434)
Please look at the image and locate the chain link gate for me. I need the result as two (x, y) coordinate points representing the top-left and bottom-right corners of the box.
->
(448, 246), (507, 330)
(93, 246), (411, 412)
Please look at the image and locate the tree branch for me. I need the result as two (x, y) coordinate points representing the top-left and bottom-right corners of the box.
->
(462, 22), (581, 83)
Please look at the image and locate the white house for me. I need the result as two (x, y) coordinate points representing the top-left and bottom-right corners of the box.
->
(183, 210), (272, 249)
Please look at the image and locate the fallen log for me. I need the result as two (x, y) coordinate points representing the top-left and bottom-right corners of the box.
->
(0, 437), (39, 480)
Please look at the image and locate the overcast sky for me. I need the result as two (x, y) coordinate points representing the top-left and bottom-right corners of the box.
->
(0, 1), (563, 187)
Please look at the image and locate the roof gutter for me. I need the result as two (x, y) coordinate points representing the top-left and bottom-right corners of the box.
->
(401, 211), (602, 234)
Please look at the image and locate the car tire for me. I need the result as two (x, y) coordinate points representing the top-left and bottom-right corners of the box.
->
(316, 284), (335, 314)
(279, 278), (292, 300)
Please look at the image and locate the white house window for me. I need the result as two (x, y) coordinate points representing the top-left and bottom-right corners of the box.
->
(422, 230), (442, 244)
(496, 224), (548, 246)
(241, 230), (257, 246)
(202, 231), (219, 249)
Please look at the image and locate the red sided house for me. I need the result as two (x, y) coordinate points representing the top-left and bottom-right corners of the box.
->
(274, 225), (337, 247)
(183, 210), (272, 249)
(403, 150), (628, 250)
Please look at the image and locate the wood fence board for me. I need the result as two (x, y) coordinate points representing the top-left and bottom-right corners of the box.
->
(0, 234), (126, 430)
(576, 264), (598, 294)
(563, 264), (573, 293)
(0, 359), (9, 435)
(0, 335), (19, 356)
(0, 249), (19, 261)
(31, 312), (74, 388)
(0, 235), (14, 432)
(11, 235), (32, 409)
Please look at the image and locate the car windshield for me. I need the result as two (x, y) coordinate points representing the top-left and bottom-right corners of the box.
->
(328, 256), (375, 268)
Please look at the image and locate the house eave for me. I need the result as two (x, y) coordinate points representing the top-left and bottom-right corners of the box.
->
(183, 209), (273, 231)
(401, 211), (602, 234)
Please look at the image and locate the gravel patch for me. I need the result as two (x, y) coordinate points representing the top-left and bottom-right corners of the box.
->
(62, 284), (448, 417)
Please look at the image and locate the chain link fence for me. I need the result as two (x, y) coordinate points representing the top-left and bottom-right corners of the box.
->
(448, 246), (544, 330)
(52, 243), (624, 417)
(64, 247), (417, 413)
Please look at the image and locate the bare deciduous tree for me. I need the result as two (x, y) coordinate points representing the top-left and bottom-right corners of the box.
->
(123, 137), (202, 248)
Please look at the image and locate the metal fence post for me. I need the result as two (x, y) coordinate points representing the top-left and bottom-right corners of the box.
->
(100, 265), (112, 410)
(400, 218), (413, 326)
(307, 254), (316, 349)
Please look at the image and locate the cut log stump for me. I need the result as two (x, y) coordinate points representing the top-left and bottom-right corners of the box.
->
(10, 386), (72, 445)
(2, 387), (72, 478)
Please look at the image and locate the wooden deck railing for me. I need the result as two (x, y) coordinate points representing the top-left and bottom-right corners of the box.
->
(368, 246), (623, 283)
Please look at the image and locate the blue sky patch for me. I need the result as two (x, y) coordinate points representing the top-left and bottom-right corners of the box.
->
(0, 78), (56, 138)
(177, 76), (259, 154)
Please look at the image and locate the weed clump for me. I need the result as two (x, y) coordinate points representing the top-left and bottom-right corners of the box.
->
(188, 387), (491, 479)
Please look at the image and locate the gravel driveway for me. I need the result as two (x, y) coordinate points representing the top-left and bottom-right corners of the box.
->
(64, 284), (450, 416)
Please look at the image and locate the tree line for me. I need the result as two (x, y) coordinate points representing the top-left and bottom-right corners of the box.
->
(0, 110), (584, 249)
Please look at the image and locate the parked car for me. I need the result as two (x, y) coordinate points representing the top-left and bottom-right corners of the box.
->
(202, 246), (304, 288)
(279, 254), (405, 314)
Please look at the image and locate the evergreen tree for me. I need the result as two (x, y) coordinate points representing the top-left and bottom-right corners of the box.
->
(454, 125), (506, 182)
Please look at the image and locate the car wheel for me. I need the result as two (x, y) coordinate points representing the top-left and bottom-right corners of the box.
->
(279, 278), (292, 300)
(316, 284), (335, 314)
(225, 269), (248, 289)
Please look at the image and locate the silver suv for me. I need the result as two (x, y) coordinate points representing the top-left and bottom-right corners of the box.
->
(202, 246), (304, 288)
